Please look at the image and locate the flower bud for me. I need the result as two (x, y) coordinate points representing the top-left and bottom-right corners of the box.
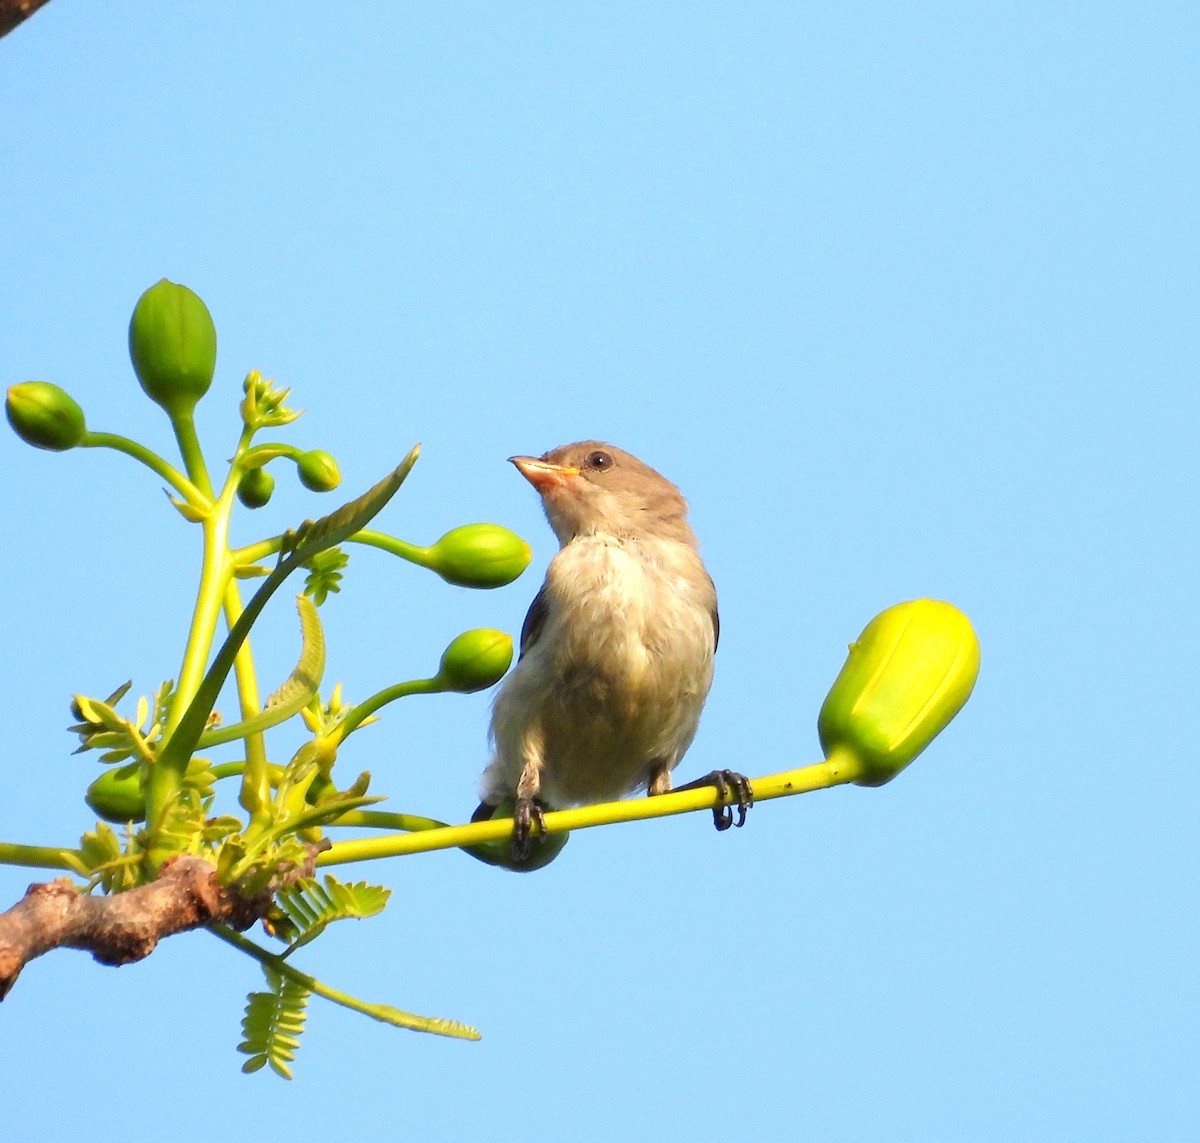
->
(297, 449), (341, 492)
(426, 524), (532, 589)
(817, 599), (980, 786)
(237, 466), (275, 509)
(436, 628), (513, 693)
(128, 279), (217, 415)
(86, 765), (147, 823)
(463, 797), (570, 872)
(6, 382), (87, 451)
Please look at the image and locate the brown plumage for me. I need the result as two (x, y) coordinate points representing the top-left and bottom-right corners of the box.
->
(477, 442), (746, 858)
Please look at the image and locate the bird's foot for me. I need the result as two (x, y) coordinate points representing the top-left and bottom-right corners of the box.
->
(672, 769), (755, 831)
(512, 796), (547, 860)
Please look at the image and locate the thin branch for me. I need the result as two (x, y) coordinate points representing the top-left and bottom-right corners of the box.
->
(318, 754), (865, 866)
(0, 753), (867, 996)
(0, 0), (52, 39)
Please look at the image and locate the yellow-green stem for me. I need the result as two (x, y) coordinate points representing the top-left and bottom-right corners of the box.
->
(207, 761), (286, 784)
(221, 579), (271, 825)
(330, 678), (443, 744)
(232, 526), (417, 573)
(230, 535), (282, 567)
(207, 923), (481, 1040)
(169, 409), (214, 499)
(81, 431), (207, 507)
(318, 752), (866, 867)
(145, 427), (249, 844)
(0, 842), (86, 872)
(347, 529), (429, 567)
(331, 811), (448, 832)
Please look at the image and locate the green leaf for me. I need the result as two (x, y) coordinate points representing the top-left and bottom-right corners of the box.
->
(276, 874), (391, 956)
(196, 596), (325, 748)
(71, 697), (124, 733)
(238, 966), (310, 1080)
(104, 680), (134, 707)
(302, 547), (349, 606)
(78, 822), (122, 869)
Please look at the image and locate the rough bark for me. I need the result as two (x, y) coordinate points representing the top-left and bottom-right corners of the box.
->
(0, 856), (265, 999)
(0, 0), (52, 40)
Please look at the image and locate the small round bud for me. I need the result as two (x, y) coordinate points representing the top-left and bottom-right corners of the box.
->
(237, 466), (275, 509)
(818, 599), (980, 786)
(463, 797), (570, 872)
(297, 449), (341, 492)
(128, 279), (217, 415)
(436, 628), (513, 693)
(426, 524), (532, 589)
(5, 382), (87, 451)
(86, 766), (147, 823)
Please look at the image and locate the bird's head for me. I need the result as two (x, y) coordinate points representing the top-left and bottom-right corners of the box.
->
(509, 441), (696, 546)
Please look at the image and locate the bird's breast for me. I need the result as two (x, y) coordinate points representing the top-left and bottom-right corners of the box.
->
(543, 536), (714, 697)
(488, 534), (717, 807)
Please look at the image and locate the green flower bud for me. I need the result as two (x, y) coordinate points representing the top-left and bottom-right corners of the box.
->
(128, 279), (217, 415)
(426, 524), (532, 589)
(5, 381), (87, 451)
(463, 797), (570, 872)
(86, 765), (147, 823)
(297, 449), (342, 492)
(436, 628), (513, 693)
(237, 466), (275, 509)
(817, 599), (980, 786)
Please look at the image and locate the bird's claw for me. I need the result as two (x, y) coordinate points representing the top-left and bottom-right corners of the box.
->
(670, 769), (754, 831)
(513, 796), (546, 860)
(707, 769), (754, 830)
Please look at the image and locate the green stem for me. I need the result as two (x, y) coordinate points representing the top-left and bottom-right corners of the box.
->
(208, 761), (286, 784)
(160, 512), (231, 740)
(81, 431), (207, 507)
(208, 923), (481, 1040)
(230, 535), (283, 567)
(146, 428), (250, 842)
(330, 678), (443, 744)
(169, 408), (215, 499)
(329, 811), (448, 832)
(242, 442), (305, 466)
(233, 524), (422, 572)
(149, 455), (420, 866)
(318, 752), (867, 867)
(347, 529), (431, 568)
(221, 579), (271, 824)
(0, 841), (86, 872)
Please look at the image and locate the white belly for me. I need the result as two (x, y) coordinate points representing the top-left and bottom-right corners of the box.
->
(485, 536), (716, 808)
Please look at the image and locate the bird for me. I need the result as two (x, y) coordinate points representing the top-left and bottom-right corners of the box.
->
(474, 441), (751, 859)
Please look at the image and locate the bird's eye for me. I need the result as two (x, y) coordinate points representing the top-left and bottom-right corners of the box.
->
(585, 450), (614, 471)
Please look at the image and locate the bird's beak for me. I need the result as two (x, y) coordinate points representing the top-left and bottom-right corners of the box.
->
(509, 455), (581, 493)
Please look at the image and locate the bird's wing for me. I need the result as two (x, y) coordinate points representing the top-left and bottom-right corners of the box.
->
(708, 572), (720, 652)
(518, 586), (551, 660)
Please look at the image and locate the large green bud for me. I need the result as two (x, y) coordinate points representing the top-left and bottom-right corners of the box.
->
(5, 381), (87, 451)
(425, 524), (531, 588)
(818, 599), (980, 786)
(237, 466), (276, 509)
(435, 628), (513, 693)
(86, 765), (147, 823)
(297, 449), (342, 492)
(128, 279), (217, 416)
(463, 797), (570, 872)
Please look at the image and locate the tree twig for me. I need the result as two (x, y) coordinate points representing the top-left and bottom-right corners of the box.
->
(0, 855), (264, 999)
(0, 0), (52, 40)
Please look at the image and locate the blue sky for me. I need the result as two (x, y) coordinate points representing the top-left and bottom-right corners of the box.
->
(2, 4), (1196, 1139)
